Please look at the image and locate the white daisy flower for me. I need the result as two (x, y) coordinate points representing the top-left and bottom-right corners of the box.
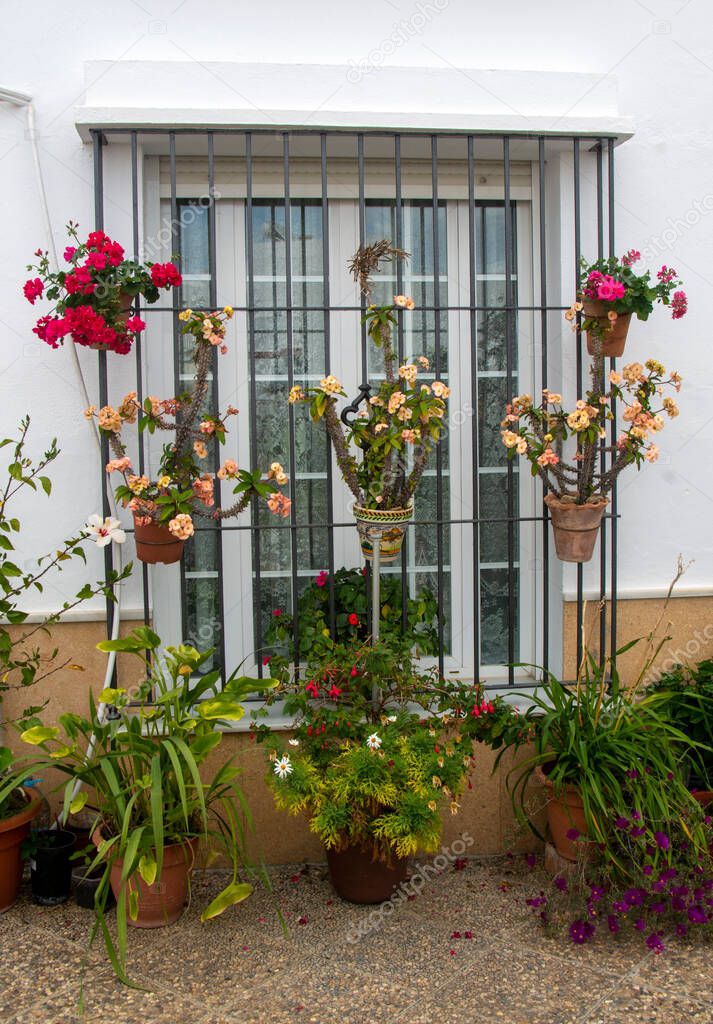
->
(85, 514), (126, 547)
(273, 755), (293, 779)
(288, 738), (300, 746)
(366, 733), (382, 750)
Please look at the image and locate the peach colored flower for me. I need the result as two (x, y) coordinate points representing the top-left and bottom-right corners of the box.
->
(417, 356), (430, 370)
(106, 457), (132, 474)
(397, 406), (413, 422)
(645, 445), (660, 463)
(84, 405), (97, 420)
(387, 391), (406, 414)
(217, 459), (239, 480)
(537, 448), (559, 467)
(199, 420), (216, 435)
(267, 492), (292, 518)
(393, 295), (415, 310)
(398, 363), (418, 386)
(98, 406), (121, 432)
(431, 380), (451, 399)
(168, 513), (194, 540)
(192, 474), (215, 507)
(127, 474), (150, 495)
(319, 374), (343, 395)
(193, 441), (208, 459)
(609, 370), (622, 386)
(289, 385), (306, 404)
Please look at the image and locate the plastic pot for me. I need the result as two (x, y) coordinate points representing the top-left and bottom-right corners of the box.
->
(133, 516), (185, 565)
(30, 829), (75, 906)
(72, 864), (114, 910)
(0, 790), (42, 911)
(326, 843), (409, 904)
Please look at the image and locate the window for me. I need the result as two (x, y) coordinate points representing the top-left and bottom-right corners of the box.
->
(102, 130), (619, 689)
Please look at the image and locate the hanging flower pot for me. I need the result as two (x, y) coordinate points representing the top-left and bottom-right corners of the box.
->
(87, 292), (134, 352)
(544, 494), (608, 564)
(582, 300), (632, 358)
(0, 790), (42, 911)
(95, 829), (198, 928)
(133, 516), (185, 565)
(326, 842), (409, 904)
(353, 505), (413, 564)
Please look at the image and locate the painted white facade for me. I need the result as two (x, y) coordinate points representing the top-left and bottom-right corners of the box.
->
(2, 0), (713, 625)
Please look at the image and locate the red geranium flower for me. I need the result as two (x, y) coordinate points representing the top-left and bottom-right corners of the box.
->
(348, 613), (359, 626)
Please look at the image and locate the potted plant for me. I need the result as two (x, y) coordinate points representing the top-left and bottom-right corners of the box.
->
(87, 307), (291, 564)
(255, 634), (508, 903)
(573, 249), (687, 357)
(24, 222), (182, 354)
(501, 360), (682, 562)
(497, 643), (710, 872)
(264, 566), (440, 660)
(21, 626), (276, 982)
(71, 845), (115, 910)
(288, 241), (449, 563)
(0, 418), (130, 910)
(648, 658), (713, 802)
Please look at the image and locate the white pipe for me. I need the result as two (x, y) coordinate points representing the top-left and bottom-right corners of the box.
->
(1, 88), (125, 802)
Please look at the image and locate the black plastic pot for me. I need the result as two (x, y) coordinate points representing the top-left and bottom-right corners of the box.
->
(30, 829), (75, 905)
(72, 865), (113, 910)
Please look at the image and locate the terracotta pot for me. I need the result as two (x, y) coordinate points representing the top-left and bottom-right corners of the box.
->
(326, 843), (409, 904)
(535, 765), (590, 863)
(691, 790), (713, 810)
(544, 494), (608, 564)
(0, 790), (42, 911)
(582, 300), (632, 358)
(89, 292), (134, 351)
(133, 516), (185, 565)
(94, 829), (198, 928)
(353, 505), (412, 564)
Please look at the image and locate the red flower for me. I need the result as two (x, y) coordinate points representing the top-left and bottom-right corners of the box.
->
(262, 655), (271, 666)
(64, 266), (95, 296)
(328, 684), (342, 700)
(350, 666), (357, 677)
(86, 230), (109, 250)
(23, 278), (44, 304)
(86, 251), (108, 271)
(125, 316), (146, 334)
(105, 240), (125, 267)
(272, 608), (282, 617)
(348, 613), (359, 626)
(315, 570), (328, 587)
(63, 246), (76, 262)
(305, 680), (319, 698)
(150, 261), (182, 289)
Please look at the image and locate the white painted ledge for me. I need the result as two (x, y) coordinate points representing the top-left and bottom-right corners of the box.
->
(75, 61), (633, 141)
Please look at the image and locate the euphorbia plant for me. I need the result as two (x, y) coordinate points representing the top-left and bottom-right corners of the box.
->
(86, 306), (291, 546)
(21, 627), (277, 982)
(24, 222), (182, 354)
(501, 359), (682, 504)
(288, 242), (449, 511)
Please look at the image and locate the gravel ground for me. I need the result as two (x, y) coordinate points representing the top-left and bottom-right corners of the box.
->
(1, 855), (712, 1024)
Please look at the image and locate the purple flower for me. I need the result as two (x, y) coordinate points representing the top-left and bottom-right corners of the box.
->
(525, 852), (536, 869)
(614, 816), (630, 829)
(650, 902), (666, 914)
(671, 896), (687, 912)
(687, 905), (708, 924)
(631, 809), (642, 820)
(654, 831), (670, 852)
(565, 828), (580, 841)
(589, 884), (605, 903)
(569, 919), (595, 945)
(526, 895), (547, 908)
(607, 915), (621, 933)
(554, 877), (568, 892)
(642, 865), (653, 876)
(659, 868), (677, 882)
(612, 900), (629, 914)
(626, 769), (639, 780)
(624, 888), (646, 907)
(630, 827), (646, 838)
(646, 931), (665, 953)
(634, 918), (646, 931)
(675, 923), (688, 937)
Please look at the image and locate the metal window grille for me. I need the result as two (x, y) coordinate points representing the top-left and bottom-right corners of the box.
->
(91, 128), (619, 686)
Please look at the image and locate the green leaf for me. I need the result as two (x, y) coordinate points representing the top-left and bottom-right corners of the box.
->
(98, 687), (126, 704)
(21, 724), (59, 745)
(39, 476), (52, 496)
(197, 697), (245, 722)
(70, 790), (89, 814)
(200, 882), (253, 922)
(138, 852), (157, 887)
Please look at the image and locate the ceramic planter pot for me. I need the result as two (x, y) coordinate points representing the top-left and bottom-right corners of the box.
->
(535, 765), (591, 863)
(89, 292), (134, 351)
(30, 828), (75, 906)
(353, 505), (413, 564)
(326, 843), (409, 904)
(582, 300), (632, 358)
(95, 829), (198, 928)
(0, 790), (42, 911)
(133, 516), (185, 565)
(544, 494), (608, 564)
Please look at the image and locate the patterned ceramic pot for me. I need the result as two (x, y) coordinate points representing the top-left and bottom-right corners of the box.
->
(353, 505), (413, 563)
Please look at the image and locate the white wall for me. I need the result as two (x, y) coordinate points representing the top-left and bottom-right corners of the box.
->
(2, 0), (712, 616)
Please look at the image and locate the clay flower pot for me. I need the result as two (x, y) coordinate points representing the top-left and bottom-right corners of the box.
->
(326, 842), (409, 904)
(544, 494), (608, 564)
(535, 765), (591, 863)
(0, 790), (42, 911)
(94, 829), (198, 928)
(353, 505), (413, 564)
(582, 300), (632, 358)
(133, 516), (184, 565)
